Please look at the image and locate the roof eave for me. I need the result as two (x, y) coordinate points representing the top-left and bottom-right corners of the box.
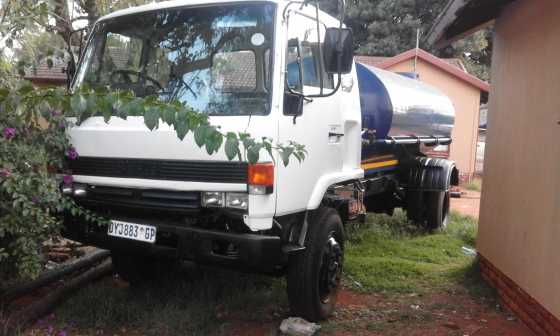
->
(426, 0), (515, 47)
(426, 0), (469, 47)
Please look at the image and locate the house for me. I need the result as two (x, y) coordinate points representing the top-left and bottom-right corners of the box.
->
(428, 0), (560, 334)
(356, 49), (490, 180)
(24, 58), (68, 87)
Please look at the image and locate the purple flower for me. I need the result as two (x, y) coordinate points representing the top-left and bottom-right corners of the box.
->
(66, 147), (78, 160)
(32, 196), (40, 204)
(51, 110), (62, 117)
(57, 331), (67, 336)
(2, 127), (16, 139)
(0, 168), (10, 178)
(63, 174), (73, 186)
(59, 121), (66, 129)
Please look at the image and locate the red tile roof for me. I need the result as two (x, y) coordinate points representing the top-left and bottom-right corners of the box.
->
(355, 48), (489, 92)
(355, 54), (466, 71)
(353, 55), (388, 67)
(24, 59), (67, 83)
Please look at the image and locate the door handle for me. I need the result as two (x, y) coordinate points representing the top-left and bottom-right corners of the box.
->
(328, 132), (344, 137)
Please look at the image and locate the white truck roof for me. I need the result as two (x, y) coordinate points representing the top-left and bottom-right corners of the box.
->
(99, 0), (279, 22)
(97, 0), (341, 28)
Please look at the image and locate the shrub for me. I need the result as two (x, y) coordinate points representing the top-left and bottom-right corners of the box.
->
(0, 81), (71, 280)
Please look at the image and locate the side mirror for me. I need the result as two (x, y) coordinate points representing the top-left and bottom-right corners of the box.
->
(323, 27), (353, 74)
(283, 92), (303, 117)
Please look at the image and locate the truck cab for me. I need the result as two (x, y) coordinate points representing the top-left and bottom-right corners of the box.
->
(63, 0), (458, 321)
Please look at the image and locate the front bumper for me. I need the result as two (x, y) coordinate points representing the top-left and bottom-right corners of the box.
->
(63, 214), (285, 274)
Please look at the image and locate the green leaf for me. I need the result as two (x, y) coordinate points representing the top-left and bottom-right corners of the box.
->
(70, 94), (87, 115)
(247, 144), (262, 164)
(194, 125), (209, 148)
(94, 86), (109, 96)
(207, 130), (223, 155)
(124, 98), (143, 116)
(0, 88), (9, 100)
(144, 106), (159, 131)
(18, 83), (34, 96)
(97, 97), (113, 123)
(224, 133), (239, 161)
(109, 93), (125, 118)
(144, 95), (158, 105)
(280, 146), (294, 167)
(175, 110), (189, 140)
(162, 106), (176, 125)
(262, 139), (274, 161)
(86, 94), (97, 115)
(5, 38), (13, 48)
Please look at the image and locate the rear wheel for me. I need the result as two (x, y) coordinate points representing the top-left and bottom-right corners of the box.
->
(425, 191), (450, 231)
(287, 207), (345, 321)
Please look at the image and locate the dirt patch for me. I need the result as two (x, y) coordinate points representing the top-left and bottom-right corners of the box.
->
(321, 287), (534, 336)
(214, 286), (534, 336)
(451, 189), (481, 219)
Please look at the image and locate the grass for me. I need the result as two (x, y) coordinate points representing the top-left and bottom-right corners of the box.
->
(46, 266), (287, 336)
(30, 210), (482, 335)
(464, 178), (483, 192)
(343, 210), (478, 293)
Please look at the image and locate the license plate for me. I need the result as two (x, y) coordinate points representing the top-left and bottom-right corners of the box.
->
(107, 220), (157, 243)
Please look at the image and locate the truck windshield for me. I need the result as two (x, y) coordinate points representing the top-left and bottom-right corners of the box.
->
(73, 4), (275, 116)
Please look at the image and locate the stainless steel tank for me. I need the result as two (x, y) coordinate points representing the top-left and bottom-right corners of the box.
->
(356, 63), (455, 140)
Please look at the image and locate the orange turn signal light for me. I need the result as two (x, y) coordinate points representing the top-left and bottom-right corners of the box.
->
(248, 163), (274, 186)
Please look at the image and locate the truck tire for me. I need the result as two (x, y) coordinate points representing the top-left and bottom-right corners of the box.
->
(406, 190), (425, 223)
(287, 207), (345, 321)
(111, 252), (159, 285)
(425, 191), (450, 231)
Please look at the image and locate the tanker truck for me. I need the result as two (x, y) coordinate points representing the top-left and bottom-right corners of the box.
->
(61, 0), (458, 321)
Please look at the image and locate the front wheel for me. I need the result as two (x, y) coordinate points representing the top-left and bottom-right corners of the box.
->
(286, 207), (345, 321)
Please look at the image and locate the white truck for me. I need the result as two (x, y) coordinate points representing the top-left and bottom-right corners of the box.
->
(62, 0), (458, 321)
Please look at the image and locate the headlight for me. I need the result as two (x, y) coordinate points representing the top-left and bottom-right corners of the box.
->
(201, 191), (225, 207)
(73, 183), (87, 197)
(61, 185), (73, 195)
(226, 192), (248, 210)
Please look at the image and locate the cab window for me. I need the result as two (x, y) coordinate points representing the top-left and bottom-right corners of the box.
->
(286, 12), (333, 91)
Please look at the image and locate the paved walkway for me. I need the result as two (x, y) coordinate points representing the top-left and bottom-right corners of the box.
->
(451, 189), (481, 219)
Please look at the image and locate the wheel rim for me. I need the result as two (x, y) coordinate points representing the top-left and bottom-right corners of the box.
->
(319, 232), (343, 304)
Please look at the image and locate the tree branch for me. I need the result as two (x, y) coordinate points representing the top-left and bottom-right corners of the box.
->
(0, 0), (12, 26)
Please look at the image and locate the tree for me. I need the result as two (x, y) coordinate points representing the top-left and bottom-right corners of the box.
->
(319, 0), (446, 55)
(319, 0), (492, 81)
(0, 0), (157, 78)
(440, 28), (493, 81)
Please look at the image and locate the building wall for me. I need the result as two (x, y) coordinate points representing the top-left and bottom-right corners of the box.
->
(478, 0), (560, 318)
(385, 59), (481, 178)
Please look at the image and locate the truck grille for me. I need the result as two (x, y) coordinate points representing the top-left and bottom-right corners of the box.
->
(69, 157), (248, 183)
(78, 185), (201, 214)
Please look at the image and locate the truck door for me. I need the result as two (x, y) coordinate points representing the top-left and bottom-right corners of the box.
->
(275, 10), (345, 215)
